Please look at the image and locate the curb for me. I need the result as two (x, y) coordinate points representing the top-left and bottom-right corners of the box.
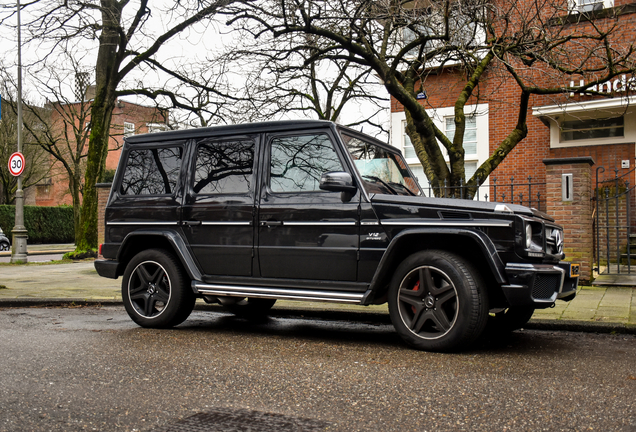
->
(525, 319), (636, 335)
(0, 249), (74, 258)
(1, 298), (634, 335)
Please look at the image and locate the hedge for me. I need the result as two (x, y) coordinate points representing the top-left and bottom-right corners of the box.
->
(0, 205), (74, 244)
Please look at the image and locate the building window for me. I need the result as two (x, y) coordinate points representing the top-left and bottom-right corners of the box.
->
(124, 122), (135, 137)
(403, 127), (417, 160)
(572, 0), (613, 12)
(560, 117), (624, 141)
(148, 123), (168, 133)
(445, 116), (477, 155)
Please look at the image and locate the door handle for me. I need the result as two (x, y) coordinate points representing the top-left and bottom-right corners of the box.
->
(260, 220), (283, 227)
(182, 220), (202, 226)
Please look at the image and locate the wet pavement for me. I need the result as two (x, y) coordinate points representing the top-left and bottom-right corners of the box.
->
(0, 306), (635, 432)
(1, 244), (636, 430)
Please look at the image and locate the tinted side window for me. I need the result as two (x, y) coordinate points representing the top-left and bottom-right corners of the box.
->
(193, 139), (254, 194)
(120, 147), (182, 196)
(270, 134), (343, 193)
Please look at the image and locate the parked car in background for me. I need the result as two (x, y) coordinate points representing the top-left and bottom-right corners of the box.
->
(0, 227), (10, 251)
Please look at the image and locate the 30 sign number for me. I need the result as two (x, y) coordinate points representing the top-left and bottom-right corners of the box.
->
(8, 152), (25, 176)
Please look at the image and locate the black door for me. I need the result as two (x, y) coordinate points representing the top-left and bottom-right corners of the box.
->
(257, 131), (359, 281)
(181, 136), (257, 277)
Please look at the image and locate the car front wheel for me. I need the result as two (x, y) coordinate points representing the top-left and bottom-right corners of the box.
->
(0, 241), (9, 251)
(122, 249), (195, 328)
(388, 250), (488, 352)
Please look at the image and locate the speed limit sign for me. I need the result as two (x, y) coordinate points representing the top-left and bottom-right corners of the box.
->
(8, 152), (25, 177)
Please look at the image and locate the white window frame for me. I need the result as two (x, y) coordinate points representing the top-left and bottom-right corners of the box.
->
(147, 123), (168, 134)
(391, 104), (490, 198)
(124, 122), (135, 137)
(533, 96), (636, 149)
(569, 0), (613, 13)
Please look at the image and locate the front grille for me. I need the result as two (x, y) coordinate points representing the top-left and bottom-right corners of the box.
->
(532, 274), (560, 300)
(546, 227), (564, 255)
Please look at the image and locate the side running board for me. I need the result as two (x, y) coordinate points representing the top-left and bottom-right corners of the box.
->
(192, 282), (365, 304)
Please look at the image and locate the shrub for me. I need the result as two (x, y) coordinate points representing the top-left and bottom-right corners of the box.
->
(0, 205), (74, 244)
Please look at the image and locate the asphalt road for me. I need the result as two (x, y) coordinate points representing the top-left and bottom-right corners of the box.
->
(1, 306), (635, 432)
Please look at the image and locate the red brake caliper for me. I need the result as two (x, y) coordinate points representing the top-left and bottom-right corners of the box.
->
(412, 280), (420, 314)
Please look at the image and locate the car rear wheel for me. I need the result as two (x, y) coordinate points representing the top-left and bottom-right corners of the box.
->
(219, 297), (277, 317)
(388, 250), (488, 352)
(0, 241), (9, 251)
(122, 249), (195, 328)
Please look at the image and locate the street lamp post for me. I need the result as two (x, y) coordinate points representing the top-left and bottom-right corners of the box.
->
(11, 0), (28, 263)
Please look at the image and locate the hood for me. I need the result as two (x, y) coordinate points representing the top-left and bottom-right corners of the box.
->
(371, 194), (555, 222)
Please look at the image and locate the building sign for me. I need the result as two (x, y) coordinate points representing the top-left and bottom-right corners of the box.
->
(570, 75), (636, 96)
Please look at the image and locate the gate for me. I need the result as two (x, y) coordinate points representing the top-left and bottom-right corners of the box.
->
(595, 166), (636, 275)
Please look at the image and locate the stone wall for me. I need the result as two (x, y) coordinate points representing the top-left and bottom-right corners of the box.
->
(96, 183), (112, 258)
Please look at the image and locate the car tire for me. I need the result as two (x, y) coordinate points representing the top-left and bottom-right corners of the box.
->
(0, 241), (10, 251)
(488, 306), (535, 333)
(388, 250), (488, 352)
(219, 297), (277, 317)
(122, 249), (195, 328)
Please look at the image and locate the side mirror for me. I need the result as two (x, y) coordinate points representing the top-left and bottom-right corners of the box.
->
(319, 171), (357, 193)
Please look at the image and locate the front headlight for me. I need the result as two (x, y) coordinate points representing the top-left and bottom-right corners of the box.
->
(525, 224), (533, 249)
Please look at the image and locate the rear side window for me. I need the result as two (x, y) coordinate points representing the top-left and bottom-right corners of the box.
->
(119, 147), (182, 196)
(193, 139), (255, 194)
(270, 134), (343, 193)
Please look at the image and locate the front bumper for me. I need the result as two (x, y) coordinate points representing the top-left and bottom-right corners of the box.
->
(501, 261), (579, 308)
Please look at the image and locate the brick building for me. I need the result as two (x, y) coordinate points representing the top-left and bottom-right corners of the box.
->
(389, 0), (636, 204)
(35, 96), (168, 207)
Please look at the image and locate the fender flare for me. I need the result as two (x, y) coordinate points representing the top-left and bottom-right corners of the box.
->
(362, 227), (507, 304)
(117, 229), (202, 281)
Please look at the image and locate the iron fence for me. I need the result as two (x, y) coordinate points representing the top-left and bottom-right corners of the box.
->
(424, 176), (547, 211)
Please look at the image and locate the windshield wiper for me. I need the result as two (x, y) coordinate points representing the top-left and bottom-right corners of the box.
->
(388, 181), (417, 196)
(362, 175), (399, 195)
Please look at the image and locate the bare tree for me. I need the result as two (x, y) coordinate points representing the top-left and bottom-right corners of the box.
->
(0, 0), (239, 252)
(232, 0), (636, 197)
(220, 29), (389, 135)
(0, 84), (51, 205)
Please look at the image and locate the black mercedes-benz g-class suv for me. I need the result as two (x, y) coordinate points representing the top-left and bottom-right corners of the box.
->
(95, 120), (579, 351)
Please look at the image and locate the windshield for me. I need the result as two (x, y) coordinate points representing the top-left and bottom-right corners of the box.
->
(340, 132), (422, 196)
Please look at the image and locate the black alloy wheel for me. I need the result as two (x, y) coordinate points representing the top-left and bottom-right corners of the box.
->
(0, 241), (9, 251)
(388, 250), (488, 352)
(122, 249), (195, 328)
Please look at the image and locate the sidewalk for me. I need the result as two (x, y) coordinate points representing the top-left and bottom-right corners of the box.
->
(1, 255), (635, 334)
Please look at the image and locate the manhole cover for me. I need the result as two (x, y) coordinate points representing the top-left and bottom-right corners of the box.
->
(151, 407), (332, 432)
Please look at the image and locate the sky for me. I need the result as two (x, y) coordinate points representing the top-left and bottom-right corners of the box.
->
(0, 1), (390, 138)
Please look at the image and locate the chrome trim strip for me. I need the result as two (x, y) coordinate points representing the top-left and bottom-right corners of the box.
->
(200, 221), (252, 226)
(283, 221), (357, 226)
(361, 221), (380, 226)
(198, 289), (361, 304)
(194, 282), (365, 304)
(107, 221), (179, 226)
(195, 283), (364, 299)
(381, 220), (513, 227)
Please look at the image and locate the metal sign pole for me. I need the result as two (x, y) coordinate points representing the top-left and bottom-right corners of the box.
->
(11, 0), (28, 263)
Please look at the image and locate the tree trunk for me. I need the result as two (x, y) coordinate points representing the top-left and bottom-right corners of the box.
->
(75, 0), (121, 252)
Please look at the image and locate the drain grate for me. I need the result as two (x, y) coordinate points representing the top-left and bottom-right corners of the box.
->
(151, 407), (332, 432)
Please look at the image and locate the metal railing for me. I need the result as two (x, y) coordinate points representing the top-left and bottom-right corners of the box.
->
(424, 176), (547, 211)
